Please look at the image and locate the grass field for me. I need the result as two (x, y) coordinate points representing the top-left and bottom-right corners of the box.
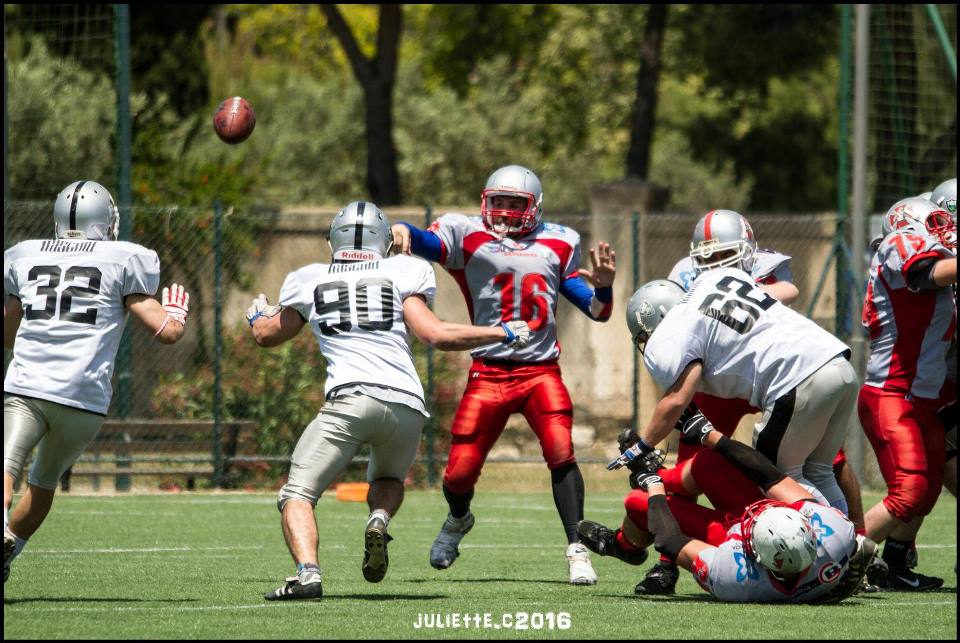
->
(3, 490), (956, 639)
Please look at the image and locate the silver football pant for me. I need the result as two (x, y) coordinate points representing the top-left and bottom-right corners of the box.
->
(277, 393), (425, 510)
(4, 395), (104, 490)
(753, 355), (859, 513)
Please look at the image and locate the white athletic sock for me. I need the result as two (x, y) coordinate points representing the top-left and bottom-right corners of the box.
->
(11, 534), (28, 561)
(367, 510), (390, 527)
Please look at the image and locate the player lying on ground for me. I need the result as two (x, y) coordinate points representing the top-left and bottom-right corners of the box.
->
(247, 201), (531, 600)
(578, 416), (877, 603)
(4, 181), (189, 583)
(858, 195), (957, 591)
(390, 165), (615, 585)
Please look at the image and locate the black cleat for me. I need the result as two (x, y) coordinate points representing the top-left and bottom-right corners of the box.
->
(4, 531), (15, 583)
(265, 572), (323, 601)
(576, 520), (648, 566)
(362, 517), (393, 583)
(870, 566), (944, 592)
(634, 561), (680, 596)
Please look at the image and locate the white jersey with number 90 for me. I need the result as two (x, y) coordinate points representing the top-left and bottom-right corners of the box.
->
(279, 254), (436, 402)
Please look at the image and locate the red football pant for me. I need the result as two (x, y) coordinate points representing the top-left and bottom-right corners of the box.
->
(676, 394), (759, 464)
(443, 360), (575, 495)
(625, 449), (765, 547)
(858, 385), (946, 522)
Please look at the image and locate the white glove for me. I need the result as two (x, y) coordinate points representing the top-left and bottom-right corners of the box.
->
(500, 321), (532, 348)
(162, 283), (190, 325)
(245, 293), (282, 327)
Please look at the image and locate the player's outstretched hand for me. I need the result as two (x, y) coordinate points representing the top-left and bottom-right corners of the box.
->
(162, 283), (190, 325)
(675, 404), (715, 445)
(391, 224), (412, 255)
(501, 321), (532, 348)
(577, 241), (616, 288)
(245, 293), (282, 327)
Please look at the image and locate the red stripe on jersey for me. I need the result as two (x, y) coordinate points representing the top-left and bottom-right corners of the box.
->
(704, 210), (716, 240)
(878, 270), (938, 394)
(862, 280), (882, 340)
(462, 230), (496, 265)
(448, 269), (476, 323)
(532, 237), (574, 276)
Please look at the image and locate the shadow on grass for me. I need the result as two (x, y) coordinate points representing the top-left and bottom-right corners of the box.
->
(403, 578), (572, 585)
(4, 597), (198, 606)
(332, 594), (448, 601)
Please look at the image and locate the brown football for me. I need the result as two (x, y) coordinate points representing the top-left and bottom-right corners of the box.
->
(213, 96), (256, 144)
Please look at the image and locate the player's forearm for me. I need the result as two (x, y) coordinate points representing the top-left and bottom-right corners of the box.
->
(760, 281), (799, 305)
(641, 396), (687, 448)
(419, 322), (506, 351)
(560, 277), (613, 321)
(400, 223), (444, 263)
(932, 257), (957, 287)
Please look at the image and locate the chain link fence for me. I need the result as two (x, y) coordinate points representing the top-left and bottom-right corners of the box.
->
(6, 202), (862, 490)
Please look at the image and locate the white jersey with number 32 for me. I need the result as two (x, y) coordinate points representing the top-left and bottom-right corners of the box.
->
(4, 239), (160, 415)
(279, 254), (436, 402)
(643, 267), (849, 408)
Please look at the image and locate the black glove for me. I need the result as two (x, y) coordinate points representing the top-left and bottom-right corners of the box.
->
(675, 404), (715, 445)
(618, 429), (641, 454)
(626, 449), (667, 490)
(630, 469), (664, 492)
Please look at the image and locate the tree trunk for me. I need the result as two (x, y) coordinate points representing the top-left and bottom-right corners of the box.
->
(320, 4), (403, 204)
(625, 4), (668, 180)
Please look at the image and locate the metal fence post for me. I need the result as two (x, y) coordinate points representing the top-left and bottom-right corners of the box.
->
(424, 205), (437, 485)
(213, 201), (225, 488)
(113, 4), (133, 491)
(631, 211), (639, 430)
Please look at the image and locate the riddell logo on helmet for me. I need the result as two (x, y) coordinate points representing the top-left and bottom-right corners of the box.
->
(338, 250), (378, 260)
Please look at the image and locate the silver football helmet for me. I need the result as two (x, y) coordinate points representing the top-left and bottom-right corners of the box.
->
(53, 180), (119, 241)
(882, 196), (956, 251)
(931, 178), (957, 219)
(327, 201), (393, 261)
(480, 165), (543, 238)
(741, 500), (818, 578)
(689, 209), (757, 274)
(916, 191), (933, 201)
(625, 279), (686, 353)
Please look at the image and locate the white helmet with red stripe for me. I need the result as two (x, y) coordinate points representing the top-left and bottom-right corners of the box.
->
(480, 165), (543, 238)
(741, 499), (818, 578)
(689, 209), (757, 274)
(883, 196), (956, 252)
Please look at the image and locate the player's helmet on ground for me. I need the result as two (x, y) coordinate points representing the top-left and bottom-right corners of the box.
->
(480, 165), (543, 238)
(741, 499), (818, 578)
(327, 201), (393, 261)
(930, 178), (956, 220)
(689, 210), (757, 275)
(53, 180), (119, 241)
(882, 196), (956, 251)
(625, 279), (685, 353)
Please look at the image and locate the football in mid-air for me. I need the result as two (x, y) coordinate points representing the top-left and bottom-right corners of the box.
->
(213, 96), (256, 144)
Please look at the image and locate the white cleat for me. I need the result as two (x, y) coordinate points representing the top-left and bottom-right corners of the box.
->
(430, 512), (475, 570)
(566, 542), (598, 585)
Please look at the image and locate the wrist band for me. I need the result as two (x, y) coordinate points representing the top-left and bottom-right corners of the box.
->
(155, 314), (172, 337)
(248, 311), (263, 328)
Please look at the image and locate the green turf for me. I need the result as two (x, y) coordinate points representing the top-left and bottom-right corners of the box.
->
(3, 491), (956, 639)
